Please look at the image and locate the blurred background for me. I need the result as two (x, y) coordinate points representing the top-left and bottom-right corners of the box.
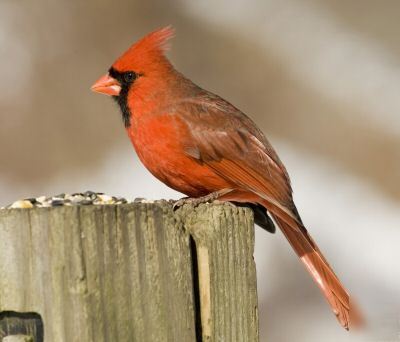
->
(1, 0), (399, 340)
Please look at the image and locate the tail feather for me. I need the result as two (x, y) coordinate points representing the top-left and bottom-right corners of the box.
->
(270, 212), (351, 330)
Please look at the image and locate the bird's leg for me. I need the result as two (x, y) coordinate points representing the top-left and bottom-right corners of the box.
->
(173, 188), (233, 210)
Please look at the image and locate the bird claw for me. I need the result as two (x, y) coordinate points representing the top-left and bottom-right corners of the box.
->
(172, 197), (190, 210)
(173, 196), (214, 210)
(172, 189), (233, 210)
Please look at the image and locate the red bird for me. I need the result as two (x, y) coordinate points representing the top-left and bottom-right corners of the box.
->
(92, 27), (355, 329)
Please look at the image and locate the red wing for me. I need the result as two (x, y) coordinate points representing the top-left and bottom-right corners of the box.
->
(171, 93), (353, 329)
(173, 94), (298, 223)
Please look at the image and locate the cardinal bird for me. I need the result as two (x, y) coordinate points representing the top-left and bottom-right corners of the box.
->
(92, 26), (355, 329)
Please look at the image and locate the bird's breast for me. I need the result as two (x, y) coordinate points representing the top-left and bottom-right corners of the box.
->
(126, 113), (229, 196)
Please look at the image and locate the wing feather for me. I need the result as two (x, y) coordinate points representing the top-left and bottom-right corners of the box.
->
(173, 94), (294, 211)
(169, 92), (353, 329)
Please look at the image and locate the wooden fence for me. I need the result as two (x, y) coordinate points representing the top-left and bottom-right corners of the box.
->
(0, 201), (258, 341)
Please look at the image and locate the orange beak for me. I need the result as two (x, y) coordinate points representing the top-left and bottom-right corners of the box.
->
(91, 74), (121, 96)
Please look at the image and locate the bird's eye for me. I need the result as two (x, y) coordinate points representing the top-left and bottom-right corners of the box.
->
(124, 72), (136, 83)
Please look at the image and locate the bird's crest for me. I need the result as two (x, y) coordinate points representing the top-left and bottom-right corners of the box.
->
(112, 26), (175, 72)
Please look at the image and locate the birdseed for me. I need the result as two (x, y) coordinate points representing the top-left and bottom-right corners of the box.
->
(0, 192), (135, 209)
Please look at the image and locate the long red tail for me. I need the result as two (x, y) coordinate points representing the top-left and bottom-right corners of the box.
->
(268, 209), (351, 329)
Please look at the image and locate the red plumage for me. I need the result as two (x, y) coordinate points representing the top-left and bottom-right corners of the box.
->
(92, 26), (361, 330)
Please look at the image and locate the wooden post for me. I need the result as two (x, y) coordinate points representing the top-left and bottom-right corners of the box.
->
(0, 201), (258, 342)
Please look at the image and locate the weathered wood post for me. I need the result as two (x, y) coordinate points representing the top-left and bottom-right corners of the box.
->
(0, 200), (258, 341)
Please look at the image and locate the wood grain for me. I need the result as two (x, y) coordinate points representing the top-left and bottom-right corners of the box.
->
(177, 203), (259, 342)
(0, 202), (258, 341)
